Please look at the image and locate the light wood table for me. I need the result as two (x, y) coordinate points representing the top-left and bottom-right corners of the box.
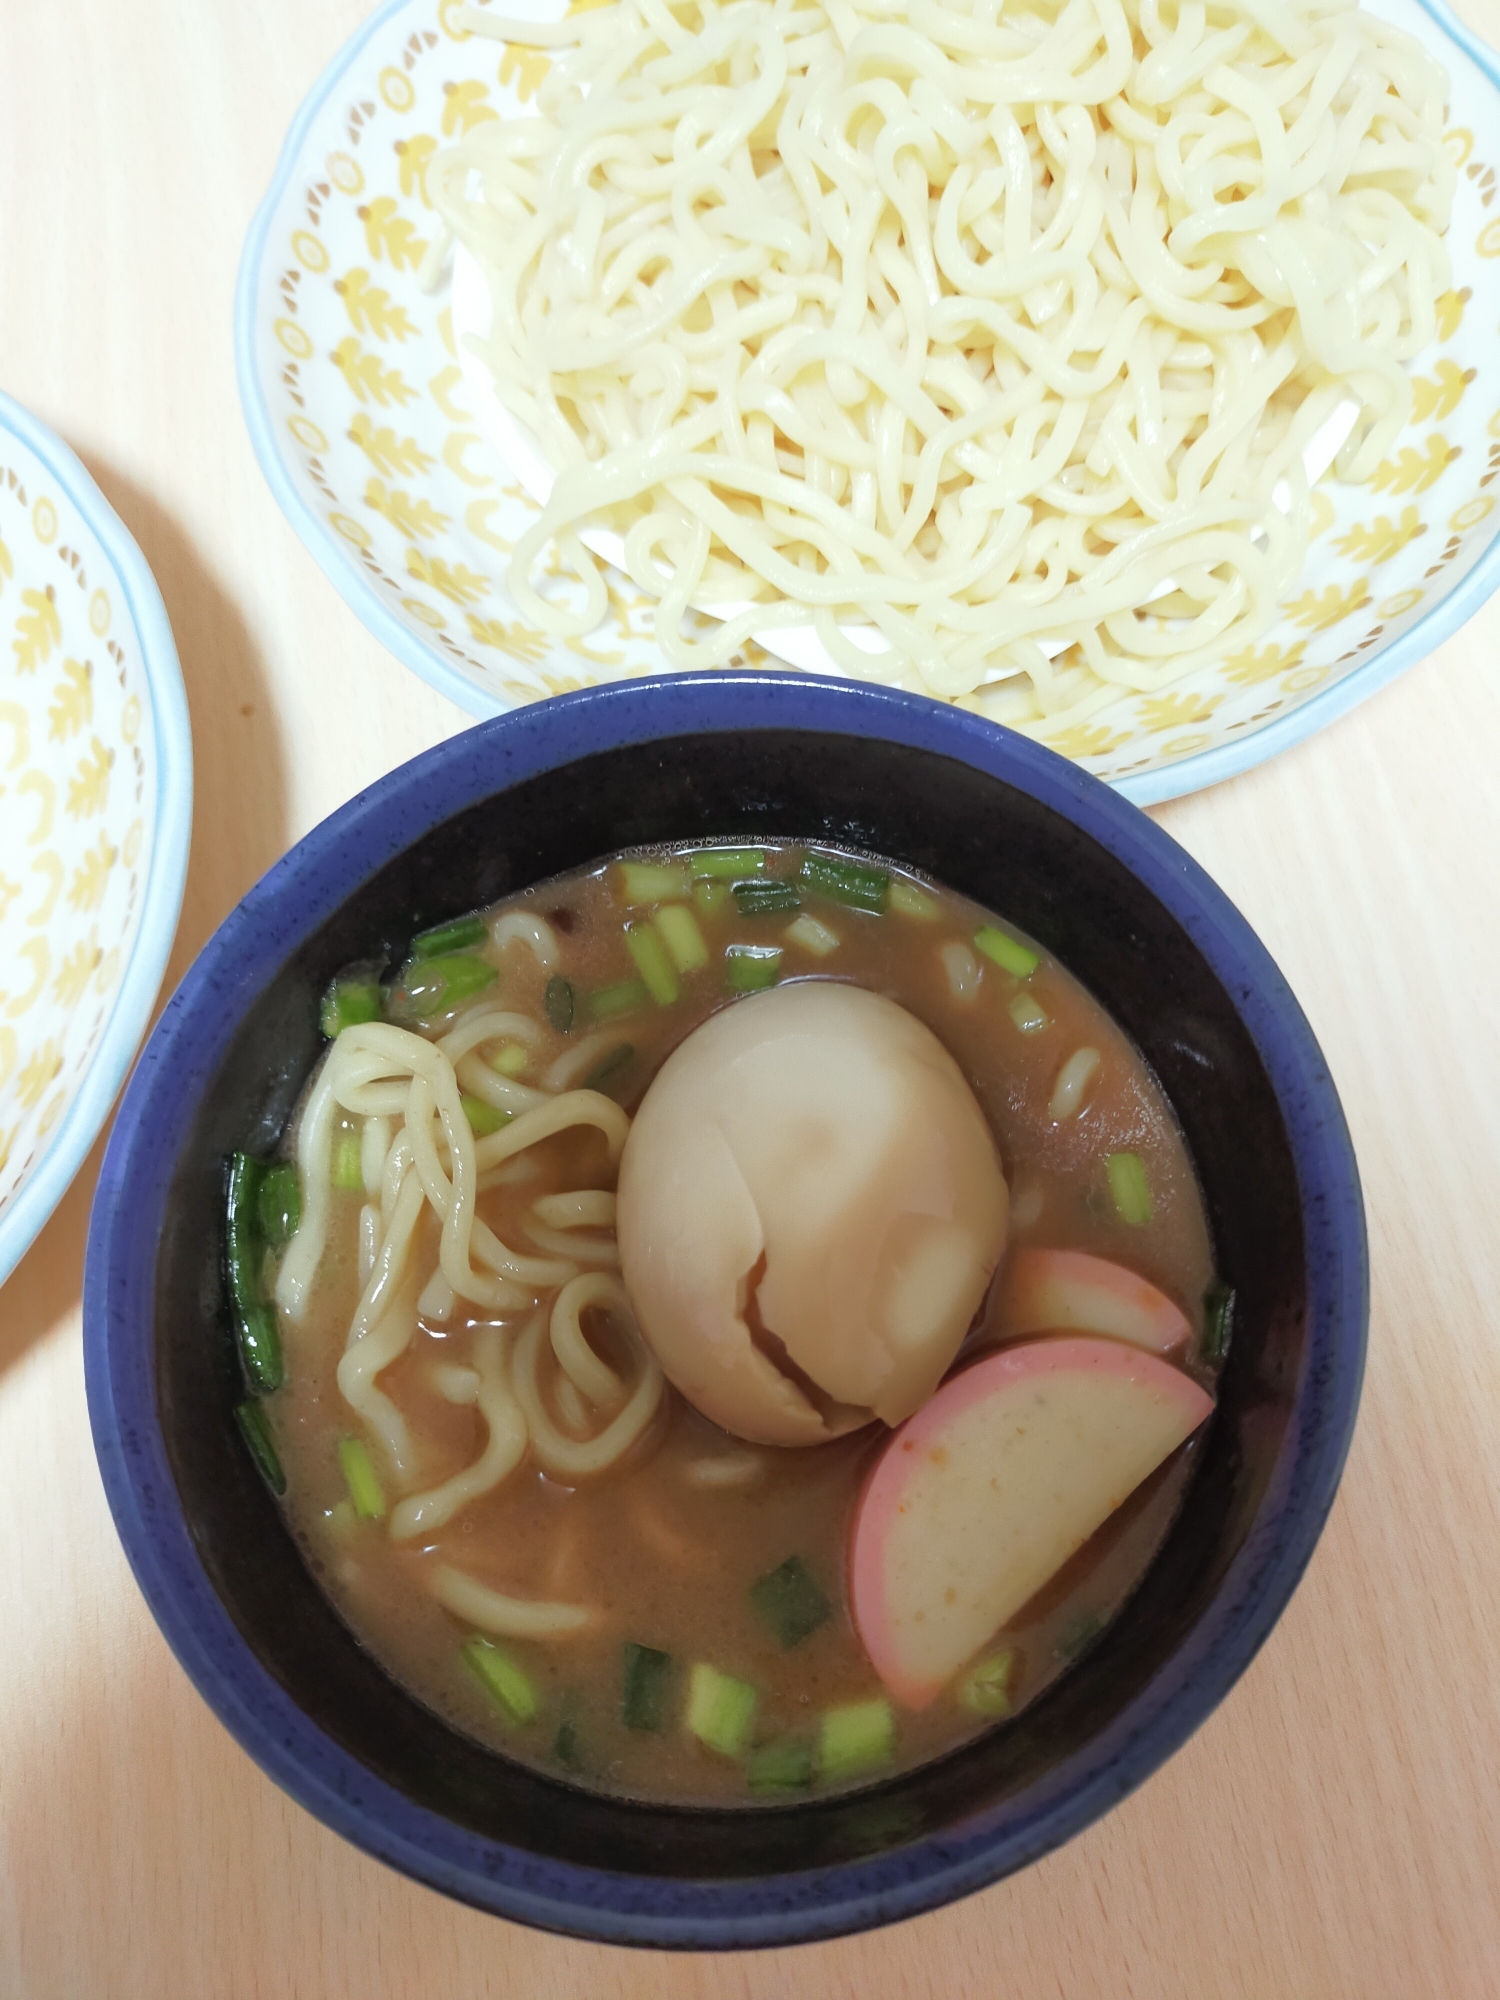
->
(2, 4), (1498, 1994)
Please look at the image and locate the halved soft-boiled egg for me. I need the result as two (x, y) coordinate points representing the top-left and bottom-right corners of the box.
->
(616, 981), (1008, 1446)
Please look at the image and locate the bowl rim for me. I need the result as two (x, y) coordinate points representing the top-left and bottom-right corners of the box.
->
(0, 390), (193, 1292)
(233, 0), (1500, 807)
(84, 674), (1367, 1947)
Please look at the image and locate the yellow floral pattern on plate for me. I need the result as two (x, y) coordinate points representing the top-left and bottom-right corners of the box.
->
(243, 0), (1500, 793)
(0, 439), (156, 1211)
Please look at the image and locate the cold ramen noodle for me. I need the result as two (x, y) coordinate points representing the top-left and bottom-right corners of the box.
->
(227, 844), (1229, 1803)
(430, 0), (1452, 724)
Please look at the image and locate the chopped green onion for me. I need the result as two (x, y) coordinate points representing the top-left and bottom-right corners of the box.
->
(732, 878), (800, 917)
(818, 1698), (895, 1780)
(625, 922), (680, 1006)
(461, 1094), (511, 1136)
(1107, 1151), (1153, 1226)
(725, 945), (781, 992)
(959, 1649), (1017, 1717)
(226, 1152), (285, 1395)
(338, 1435), (386, 1520)
(974, 925), (1039, 978)
(553, 1717), (582, 1769)
(799, 853), (889, 913)
(486, 1041), (528, 1077)
(784, 913), (839, 957)
(394, 952), (497, 1018)
(686, 1663), (759, 1758)
(320, 976), (380, 1039)
(693, 879), (731, 915)
(690, 846), (767, 879)
(747, 1738), (814, 1795)
(616, 860), (688, 906)
(621, 1642), (672, 1731)
(750, 1556), (831, 1650)
(1201, 1281), (1235, 1363)
(330, 1128), (363, 1191)
(583, 1043), (633, 1093)
(257, 1162), (300, 1245)
(411, 913), (486, 960)
(234, 1400), (285, 1495)
(544, 975), (574, 1033)
(589, 979), (647, 1022)
(888, 879), (940, 920)
(1055, 1608), (1104, 1661)
(461, 1636), (539, 1723)
(1009, 992), (1050, 1035)
(653, 903), (708, 974)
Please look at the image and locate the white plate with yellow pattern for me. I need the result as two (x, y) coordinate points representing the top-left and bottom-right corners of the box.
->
(236, 0), (1500, 804)
(0, 393), (192, 1290)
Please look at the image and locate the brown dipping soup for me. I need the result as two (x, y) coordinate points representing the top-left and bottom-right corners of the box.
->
(240, 841), (1222, 1805)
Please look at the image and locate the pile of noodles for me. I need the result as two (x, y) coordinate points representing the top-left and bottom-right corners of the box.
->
(275, 975), (664, 1640)
(431, 0), (1453, 722)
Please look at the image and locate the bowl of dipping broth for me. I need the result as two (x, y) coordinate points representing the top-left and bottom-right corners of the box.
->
(84, 674), (1366, 1947)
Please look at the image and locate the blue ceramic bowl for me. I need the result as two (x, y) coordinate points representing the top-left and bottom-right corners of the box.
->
(84, 675), (1366, 1947)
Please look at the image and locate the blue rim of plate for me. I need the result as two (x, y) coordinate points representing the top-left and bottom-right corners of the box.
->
(0, 391), (193, 1294)
(84, 673), (1367, 1946)
(234, 0), (1500, 808)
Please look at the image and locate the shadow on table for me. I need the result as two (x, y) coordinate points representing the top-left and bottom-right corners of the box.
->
(0, 454), (289, 1376)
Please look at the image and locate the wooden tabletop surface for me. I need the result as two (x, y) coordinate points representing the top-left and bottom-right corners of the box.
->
(2, 3), (1498, 1994)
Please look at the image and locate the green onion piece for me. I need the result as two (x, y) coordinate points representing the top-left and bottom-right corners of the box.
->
(784, 913), (839, 957)
(686, 1663), (759, 1759)
(747, 1738), (814, 1795)
(394, 952), (497, 1018)
(1055, 1608), (1104, 1661)
(553, 1717), (582, 1769)
(1008, 992), (1050, 1035)
(799, 853), (890, 913)
(818, 1698), (895, 1780)
(732, 878), (801, 917)
(411, 913), (486, 960)
(625, 922), (681, 1006)
(1201, 1281), (1235, 1363)
(320, 976), (380, 1039)
(236, 1303), (285, 1396)
(1107, 1151), (1153, 1226)
(588, 979), (648, 1022)
(234, 1399), (286, 1495)
(974, 925), (1040, 978)
(959, 1649), (1017, 1718)
(338, 1436), (386, 1520)
(257, 1162), (300, 1245)
(226, 1153), (285, 1395)
(461, 1094), (511, 1136)
(616, 860), (688, 906)
(888, 879), (940, 920)
(544, 975), (574, 1033)
(653, 903), (709, 974)
(749, 1556), (831, 1650)
(725, 945), (782, 992)
(690, 847), (767, 879)
(621, 1642), (672, 1731)
(330, 1128), (363, 1191)
(693, 879), (731, 915)
(486, 1041), (528, 1077)
(583, 1043), (633, 1094)
(461, 1636), (539, 1723)
(226, 1152), (265, 1317)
